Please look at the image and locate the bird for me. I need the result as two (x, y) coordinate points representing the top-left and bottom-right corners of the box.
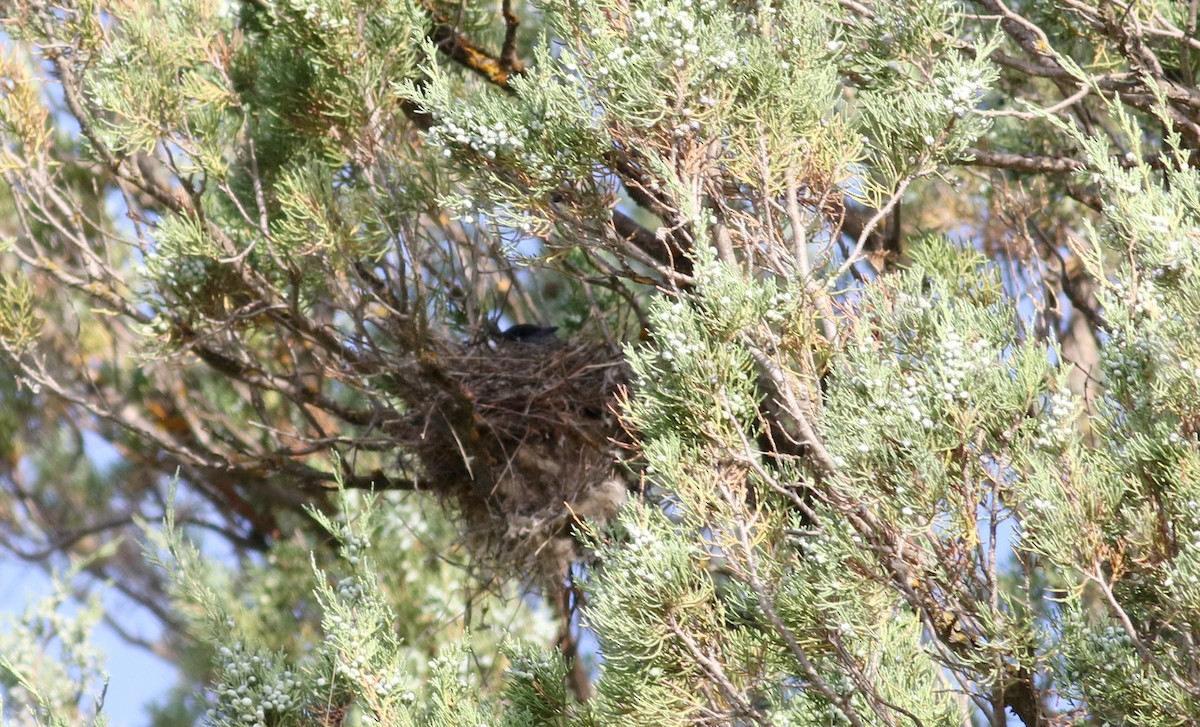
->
(497, 323), (559, 343)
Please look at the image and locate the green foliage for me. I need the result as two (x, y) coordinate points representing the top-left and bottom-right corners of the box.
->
(853, 14), (999, 190)
(88, 0), (234, 160)
(0, 269), (42, 354)
(137, 485), (558, 726)
(6, 0), (1200, 723)
(0, 564), (110, 727)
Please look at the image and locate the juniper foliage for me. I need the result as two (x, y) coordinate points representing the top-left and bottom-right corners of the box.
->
(2, 0), (1200, 724)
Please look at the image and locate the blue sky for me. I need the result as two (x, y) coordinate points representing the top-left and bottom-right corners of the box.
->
(1, 555), (178, 725)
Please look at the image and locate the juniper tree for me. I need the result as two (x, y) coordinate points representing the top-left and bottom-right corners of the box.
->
(2, 0), (1200, 724)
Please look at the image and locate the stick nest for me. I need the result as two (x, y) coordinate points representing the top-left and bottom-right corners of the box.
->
(394, 335), (631, 582)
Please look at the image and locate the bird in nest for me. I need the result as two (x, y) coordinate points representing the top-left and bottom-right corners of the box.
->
(497, 323), (559, 343)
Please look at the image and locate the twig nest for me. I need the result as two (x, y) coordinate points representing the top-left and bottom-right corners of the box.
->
(396, 333), (630, 580)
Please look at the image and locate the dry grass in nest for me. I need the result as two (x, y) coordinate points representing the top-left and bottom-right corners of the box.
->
(394, 335), (631, 584)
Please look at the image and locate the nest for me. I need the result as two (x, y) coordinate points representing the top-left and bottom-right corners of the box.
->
(394, 334), (631, 582)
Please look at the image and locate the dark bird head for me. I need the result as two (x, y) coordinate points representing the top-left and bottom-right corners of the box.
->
(498, 323), (559, 343)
